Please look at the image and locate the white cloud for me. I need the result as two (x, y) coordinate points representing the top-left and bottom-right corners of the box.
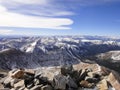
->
(12, 0), (46, 4)
(0, 5), (6, 12)
(0, 0), (48, 5)
(0, 5), (73, 29)
(0, 0), (74, 17)
(20, 10), (74, 17)
(0, 29), (14, 35)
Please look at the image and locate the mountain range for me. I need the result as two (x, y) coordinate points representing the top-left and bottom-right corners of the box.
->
(0, 36), (120, 74)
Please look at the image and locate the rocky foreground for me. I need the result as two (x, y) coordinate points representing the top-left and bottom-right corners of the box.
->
(0, 63), (120, 90)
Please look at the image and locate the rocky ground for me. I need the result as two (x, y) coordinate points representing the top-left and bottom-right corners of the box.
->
(0, 63), (120, 90)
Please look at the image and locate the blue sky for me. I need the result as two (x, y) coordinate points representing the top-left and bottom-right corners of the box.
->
(0, 0), (120, 36)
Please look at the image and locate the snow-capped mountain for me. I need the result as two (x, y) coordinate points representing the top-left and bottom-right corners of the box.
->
(0, 36), (120, 71)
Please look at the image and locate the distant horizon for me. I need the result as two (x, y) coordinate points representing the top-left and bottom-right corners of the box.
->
(0, 34), (120, 38)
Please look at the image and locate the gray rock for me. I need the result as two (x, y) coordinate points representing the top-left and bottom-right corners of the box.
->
(39, 76), (48, 85)
(85, 77), (99, 83)
(79, 69), (89, 81)
(30, 85), (43, 90)
(80, 80), (94, 88)
(14, 80), (24, 89)
(10, 78), (20, 87)
(53, 74), (67, 90)
(41, 85), (52, 90)
(0, 83), (4, 89)
(0, 88), (10, 90)
(34, 69), (42, 78)
(61, 65), (73, 76)
(24, 73), (34, 88)
(34, 79), (40, 86)
(70, 70), (80, 82)
(18, 86), (25, 90)
(3, 76), (13, 88)
(26, 83), (34, 89)
(66, 75), (78, 89)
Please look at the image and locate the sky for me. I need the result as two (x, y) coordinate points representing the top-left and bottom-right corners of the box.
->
(0, 0), (120, 36)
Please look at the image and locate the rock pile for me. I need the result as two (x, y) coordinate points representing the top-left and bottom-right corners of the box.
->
(0, 64), (120, 90)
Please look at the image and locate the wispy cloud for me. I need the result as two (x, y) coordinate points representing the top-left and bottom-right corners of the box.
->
(0, 1), (73, 30)
(0, 0), (74, 17)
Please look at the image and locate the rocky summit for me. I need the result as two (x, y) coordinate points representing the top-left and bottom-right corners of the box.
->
(0, 63), (120, 90)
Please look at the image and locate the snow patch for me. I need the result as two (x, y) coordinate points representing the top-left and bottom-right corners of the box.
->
(26, 41), (37, 53)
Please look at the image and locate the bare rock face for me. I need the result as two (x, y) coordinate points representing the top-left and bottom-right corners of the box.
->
(107, 71), (120, 90)
(97, 79), (109, 90)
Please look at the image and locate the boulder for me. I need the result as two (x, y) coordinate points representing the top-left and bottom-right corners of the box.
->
(0, 73), (7, 78)
(0, 83), (4, 89)
(18, 86), (26, 90)
(34, 69), (51, 85)
(14, 80), (24, 89)
(34, 68), (54, 85)
(30, 85), (43, 90)
(24, 88), (29, 90)
(93, 73), (101, 79)
(69, 70), (80, 82)
(53, 74), (67, 90)
(41, 85), (53, 90)
(85, 77), (99, 83)
(10, 78), (20, 87)
(3, 76), (13, 88)
(97, 79), (109, 90)
(34, 79), (40, 86)
(0, 77), (7, 84)
(26, 83), (34, 89)
(61, 65), (73, 76)
(107, 72), (120, 90)
(80, 80), (94, 88)
(0, 88), (10, 90)
(79, 69), (88, 81)
(87, 72), (94, 78)
(34, 69), (42, 78)
(24, 73), (34, 88)
(10, 69), (25, 79)
(38, 76), (48, 85)
(25, 69), (35, 75)
(66, 75), (78, 89)
(8, 69), (18, 75)
(100, 67), (111, 76)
